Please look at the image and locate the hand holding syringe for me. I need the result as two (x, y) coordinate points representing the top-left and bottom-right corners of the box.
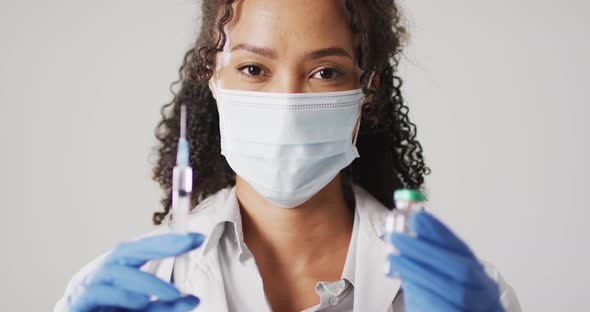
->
(66, 118), (201, 312)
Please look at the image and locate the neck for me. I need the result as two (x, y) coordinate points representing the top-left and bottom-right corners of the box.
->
(236, 174), (354, 277)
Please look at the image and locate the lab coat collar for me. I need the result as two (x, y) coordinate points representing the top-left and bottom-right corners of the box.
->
(350, 183), (401, 311)
(169, 183), (400, 311)
(214, 185), (362, 281)
(166, 186), (238, 258)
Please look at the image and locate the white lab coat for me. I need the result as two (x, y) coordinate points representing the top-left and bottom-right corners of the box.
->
(55, 184), (521, 311)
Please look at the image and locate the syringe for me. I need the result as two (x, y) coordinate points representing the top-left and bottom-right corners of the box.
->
(172, 105), (193, 287)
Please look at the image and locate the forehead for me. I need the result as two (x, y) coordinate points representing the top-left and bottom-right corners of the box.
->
(224, 0), (354, 56)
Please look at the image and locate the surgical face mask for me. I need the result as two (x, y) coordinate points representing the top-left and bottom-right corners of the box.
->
(210, 81), (366, 208)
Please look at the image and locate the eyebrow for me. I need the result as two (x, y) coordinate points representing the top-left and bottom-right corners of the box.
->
(230, 43), (277, 59)
(230, 43), (352, 61)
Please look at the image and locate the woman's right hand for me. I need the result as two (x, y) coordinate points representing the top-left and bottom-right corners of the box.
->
(67, 232), (205, 312)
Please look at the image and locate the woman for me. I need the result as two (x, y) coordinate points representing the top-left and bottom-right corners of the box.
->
(56, 0), (521, 311)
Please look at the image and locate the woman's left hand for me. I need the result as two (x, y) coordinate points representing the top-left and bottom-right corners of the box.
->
(386, 211), (504, 312)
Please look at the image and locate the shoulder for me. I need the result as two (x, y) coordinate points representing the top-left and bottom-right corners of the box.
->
(480, 260), (522, 312)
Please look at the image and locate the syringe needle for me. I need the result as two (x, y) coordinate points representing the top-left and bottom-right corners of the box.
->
(180, 105), (187, 139)
(176, 105), (189, 166)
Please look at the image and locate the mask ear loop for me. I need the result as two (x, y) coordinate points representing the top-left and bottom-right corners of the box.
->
(352, 69), (376, 146)
(352, 111), (362, 146)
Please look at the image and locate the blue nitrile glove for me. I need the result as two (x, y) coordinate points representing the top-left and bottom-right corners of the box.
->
(67, 233), (205, 312)
(386, 211), (503, 312)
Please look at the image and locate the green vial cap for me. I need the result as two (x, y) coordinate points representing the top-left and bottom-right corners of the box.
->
(394, 189), (426, 202)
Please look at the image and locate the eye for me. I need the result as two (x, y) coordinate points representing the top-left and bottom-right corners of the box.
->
(311, 67), (343, 80)
(236, 63), (266, 78)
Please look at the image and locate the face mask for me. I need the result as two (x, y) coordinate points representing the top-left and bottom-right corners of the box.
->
(210, 81), (367, 208)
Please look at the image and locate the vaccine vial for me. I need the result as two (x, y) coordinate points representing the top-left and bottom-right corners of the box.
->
(386, 189), (426, 238)
(384, 189), (426, 276)
(384, 188), (426, 275)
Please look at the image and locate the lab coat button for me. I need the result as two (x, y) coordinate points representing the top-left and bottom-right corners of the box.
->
(329, 297), (339, 305)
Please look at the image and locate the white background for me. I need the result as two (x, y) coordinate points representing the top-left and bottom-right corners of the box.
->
(0, 0), (588, 311)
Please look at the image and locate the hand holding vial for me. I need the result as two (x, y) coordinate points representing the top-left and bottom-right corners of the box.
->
(384, 190), (505, 312)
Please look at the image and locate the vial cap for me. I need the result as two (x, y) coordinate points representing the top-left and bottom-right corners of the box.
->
(394, 189), (426, 202)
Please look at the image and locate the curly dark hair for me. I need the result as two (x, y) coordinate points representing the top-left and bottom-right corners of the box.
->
(151, 0), (430, 225)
